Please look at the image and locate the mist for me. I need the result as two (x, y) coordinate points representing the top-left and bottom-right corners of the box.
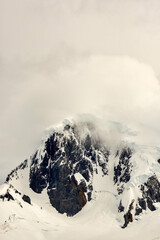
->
(1, 0), (160, 183)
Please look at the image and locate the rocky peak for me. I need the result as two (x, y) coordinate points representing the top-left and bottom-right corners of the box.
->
(29, 120), (109, 216)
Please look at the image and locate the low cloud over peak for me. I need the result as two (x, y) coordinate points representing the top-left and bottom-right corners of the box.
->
(0, 54), (160, 183)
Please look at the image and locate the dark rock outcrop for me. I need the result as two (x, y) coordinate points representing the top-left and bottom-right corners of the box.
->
(48, 175), (87, 216)
(22, 195), (31, 205)
(139, 175), (160, 211)
(123, 200), (134, 228)
(135, 204), (142, 216)
(118, 200), (124, 212)
(138, 198), (146, 210)
(6, 160), (28, 182)
(114, 148), (132, 184)
(114, 147), (133, 195)
(30, 151), (49, 194)
(0, 192), (14, 201)
(124, 175), (160, 225)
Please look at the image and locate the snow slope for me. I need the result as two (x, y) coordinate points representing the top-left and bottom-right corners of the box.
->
(0, 181), (160, 240)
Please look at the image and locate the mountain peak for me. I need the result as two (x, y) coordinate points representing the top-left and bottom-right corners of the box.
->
(1, 117), (160, 238)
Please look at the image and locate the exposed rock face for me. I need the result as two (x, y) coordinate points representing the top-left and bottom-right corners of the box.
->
(139, 175), (160, 211)
(110, 145), (160, 228)
(6, 160), (28, 182)
(114, 148), (133, 194)
(122, 175), (160, 228)
(30, 122), (109, 216)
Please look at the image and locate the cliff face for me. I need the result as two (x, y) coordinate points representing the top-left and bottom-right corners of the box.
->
(29, 122), (109, 216)
(4, 118), (160, 227)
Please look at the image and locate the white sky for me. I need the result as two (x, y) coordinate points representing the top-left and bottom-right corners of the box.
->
(1, 0), (160, 183)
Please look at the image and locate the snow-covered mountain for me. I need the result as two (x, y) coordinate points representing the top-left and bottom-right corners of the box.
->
(1, 117), (160, 240)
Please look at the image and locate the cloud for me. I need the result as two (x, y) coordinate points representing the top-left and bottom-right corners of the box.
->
(1, 0), (160, 183)
(1, 0), (160, 73)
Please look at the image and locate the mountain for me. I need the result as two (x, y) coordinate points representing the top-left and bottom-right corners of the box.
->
(0, 117), (160, 240)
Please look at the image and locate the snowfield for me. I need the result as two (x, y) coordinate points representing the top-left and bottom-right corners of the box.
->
(0, 184), (160, 240)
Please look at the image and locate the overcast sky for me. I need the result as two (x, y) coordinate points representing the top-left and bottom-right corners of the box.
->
(1, 0), (160, 183)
